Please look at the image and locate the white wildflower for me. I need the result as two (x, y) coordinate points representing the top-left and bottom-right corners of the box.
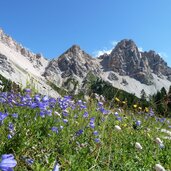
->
(54, 111), (61, 117)
(162, 136), (171, 140)
(135, 142), (142, 150)
(95, 93), (100, 100)
(100, 95), (105, 101)
(154, 164), (165, 171)
(115, 125), (121, 131)
(155, 137), (163, 144)
(161, 129), (171, 136)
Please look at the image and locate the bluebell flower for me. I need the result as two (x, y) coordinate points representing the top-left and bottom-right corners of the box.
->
(8, 122), (14, 131)
(62, 110), (68, 117)
(159, 118), (166, 123)
(51, 127), (58, 134)
(30, 102), (38, 108)
(116, 116), (122, 121)
(34, 94), (41, 102)
(42, 95), (49, 102)
(93, 131), (98, 136)
(38, 102), (47, 110)
(39, 111), (46, 118)
(94, 138), (100, 143)
(83, 112), (88, 118)
(25, 88), (31, 93)
(11, 113), (18, 118)
(149, 108), (155, 117)
(90, 117), (95, 122)
(99, 108), (109, 115)
(25, 158), (34, 165)
(7, 134), (12, 139)
(136, 120), (141, 126)
(97, 102), (103, 107)
(77, 100), (82, 105)
(114, 112), (119, 116)
(21, 156), (34, 165)
(52, 161), (60, 171)
(0, 154), (17, 171)
(0, 112), (8, 124)
(46, 110), (52, 116)
(0, 96), (6, 103)
(76, 129), (83, 136)
(80, 104), (87, 109)
(63, 119), (68, 123)
(90, 117), (95, 128)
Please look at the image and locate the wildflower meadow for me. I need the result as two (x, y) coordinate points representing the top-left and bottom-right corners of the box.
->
(0, 89), (171, 170)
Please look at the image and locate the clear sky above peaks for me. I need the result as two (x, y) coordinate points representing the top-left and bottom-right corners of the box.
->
(0, 0), (171, 66)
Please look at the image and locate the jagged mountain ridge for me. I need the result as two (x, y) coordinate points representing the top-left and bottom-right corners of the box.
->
(44, 39), (171, 97)
(43, 45), (101, 93)
(99, 40), (153, 85)
(0, 28), (59, 97)
(0, 28), (171, 98)
(99, 39), (171, 84)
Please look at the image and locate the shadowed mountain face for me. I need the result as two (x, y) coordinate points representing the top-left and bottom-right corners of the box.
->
(142, 51), (171, 81)
(0, 28), (171, 98)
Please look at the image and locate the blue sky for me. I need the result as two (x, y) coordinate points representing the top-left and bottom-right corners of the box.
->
(0, 0), (171, 66)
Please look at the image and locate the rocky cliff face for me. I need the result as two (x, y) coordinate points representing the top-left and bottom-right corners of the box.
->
(0, 53), (14, 74)
(99, 39), (154, 85)
(0, 28), (59, 97)
(43, 45), (101, 92)
(142, 50), (171, 81)
(0, 28), (47, 70)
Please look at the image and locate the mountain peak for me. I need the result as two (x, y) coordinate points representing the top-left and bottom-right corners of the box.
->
(113, 39), (138, 52)
(117, 39), (136, 45)
(70, 44), (81, 50)
(66, 44), (81, 54)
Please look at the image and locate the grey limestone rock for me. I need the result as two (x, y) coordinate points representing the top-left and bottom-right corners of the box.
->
(0, 53), (15, 74)
(108, 72), (119, 81)
(100, 39), (154, 85)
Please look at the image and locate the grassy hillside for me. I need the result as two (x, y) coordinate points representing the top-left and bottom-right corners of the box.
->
(0, 88), (171, 170)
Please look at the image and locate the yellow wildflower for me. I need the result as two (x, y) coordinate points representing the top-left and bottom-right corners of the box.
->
(115, 97), (120, 102)
(133, 104), (137, 108)
(122, 101), (126, 104)
(138, 107), (142, 110)
(145, 107), (149, 112)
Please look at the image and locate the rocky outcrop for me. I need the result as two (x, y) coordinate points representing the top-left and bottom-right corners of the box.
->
(142, 50), (171, 81)
(0, 53), (14, 74)
(100, 39), (153, 85)
(57, 45), (100, 77)
(0, 28), (47, 69)
(108, 72), (119, 81)
(44, 45), (101, 89)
